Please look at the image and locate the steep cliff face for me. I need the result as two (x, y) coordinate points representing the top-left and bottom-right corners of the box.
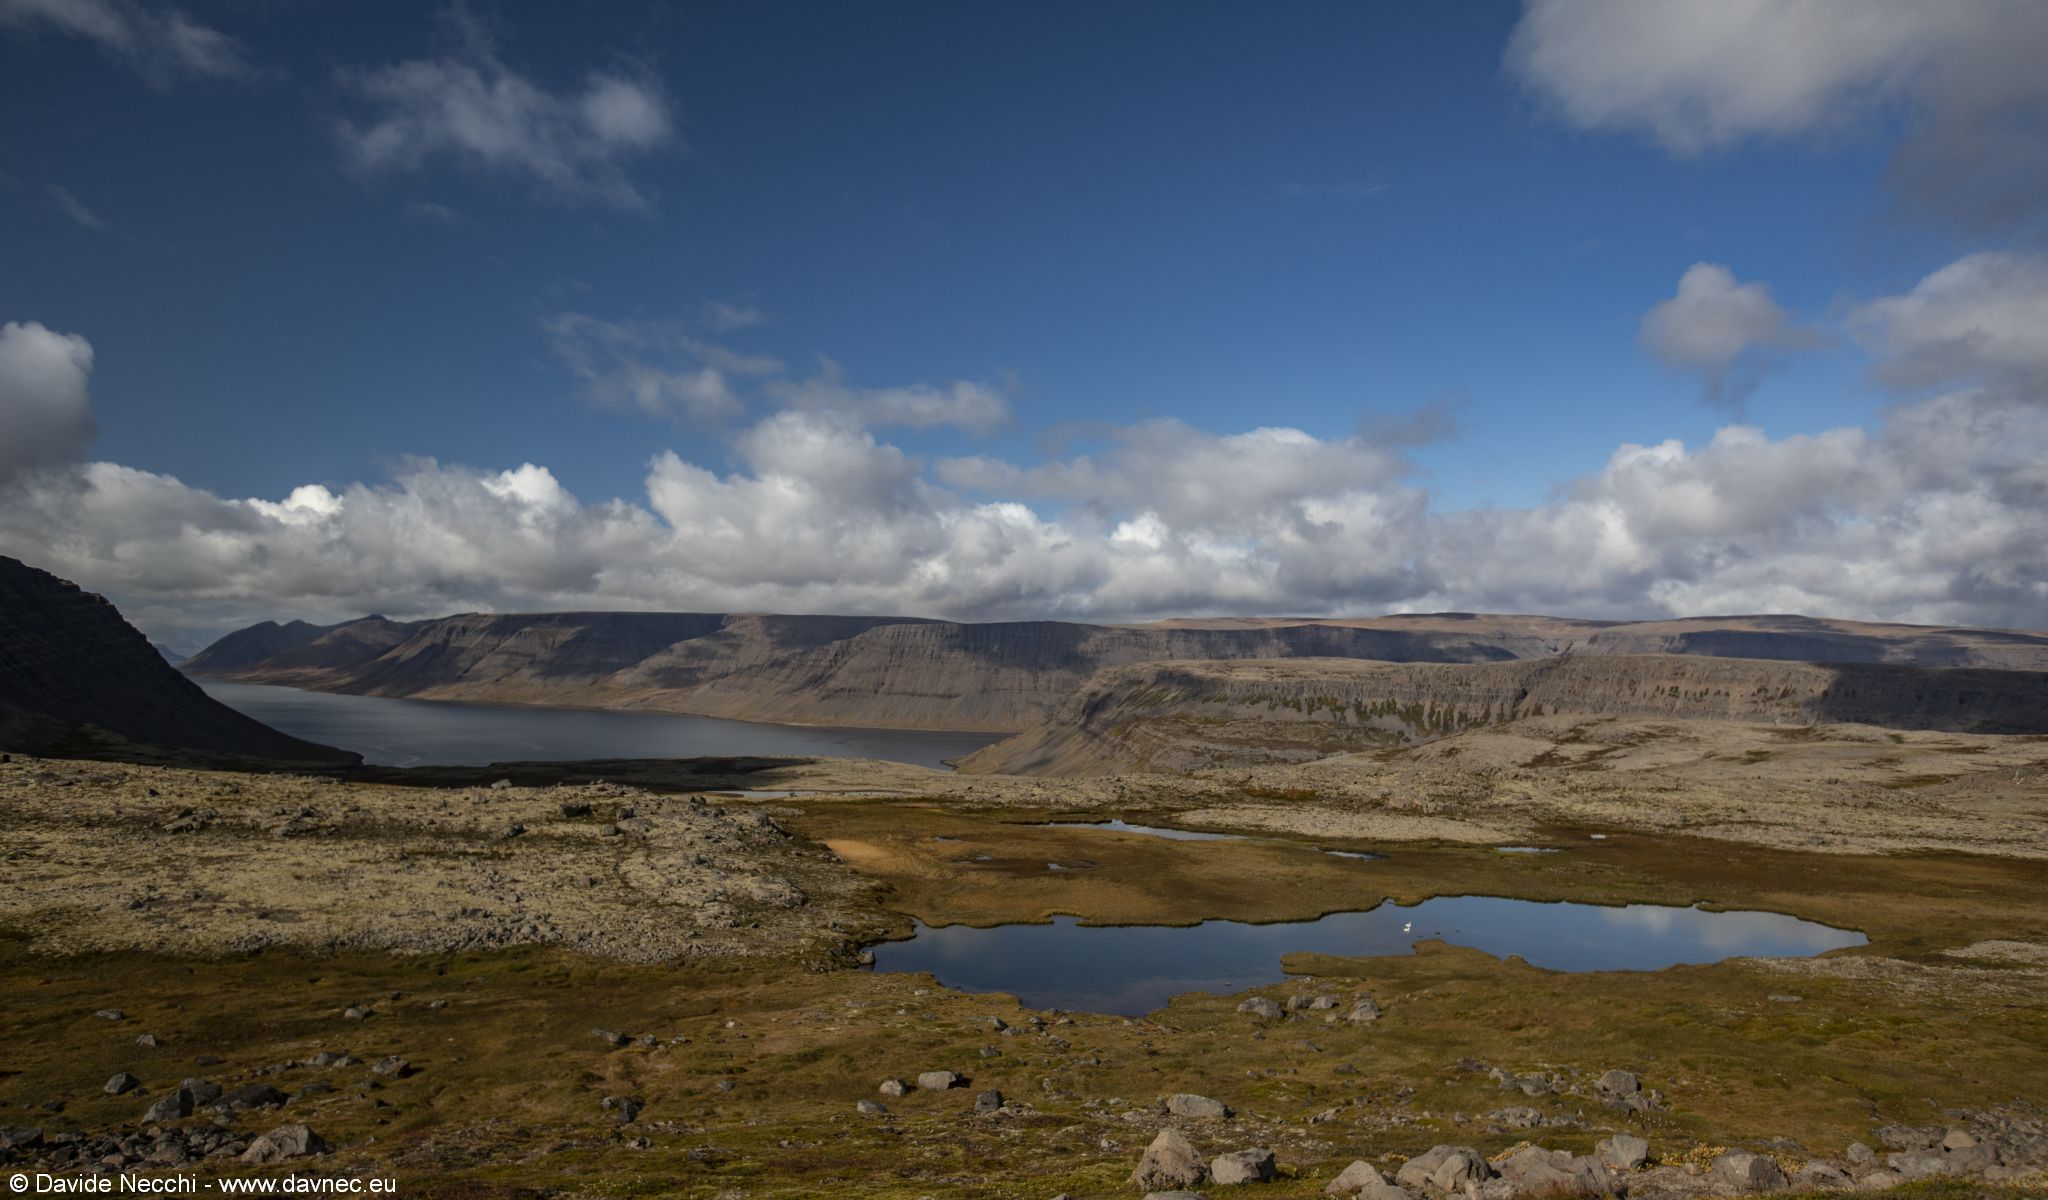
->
(958, 655), (2048, 775)
(186, 608), (2048, 733)
(0, 558), (357, 763)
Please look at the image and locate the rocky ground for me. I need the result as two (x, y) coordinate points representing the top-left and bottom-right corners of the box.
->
(2, 738), (2046, 1198)
(0, 754), (882, 962)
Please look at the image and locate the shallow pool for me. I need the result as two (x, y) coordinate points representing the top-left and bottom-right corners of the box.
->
(869, 896), (1865, 1015)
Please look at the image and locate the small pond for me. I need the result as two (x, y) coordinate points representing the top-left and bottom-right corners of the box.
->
(869, 896), (1865, 1015)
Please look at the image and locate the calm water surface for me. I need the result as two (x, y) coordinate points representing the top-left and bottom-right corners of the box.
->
(871, 897), (1865, 1015)
(1043, 818), (1242, 841)
(197, 679), (999, 769)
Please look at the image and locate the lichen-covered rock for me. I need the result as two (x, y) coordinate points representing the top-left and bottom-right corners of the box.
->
(240, 1124), (326, 1164)
(1133, 1128), (1210, 1191)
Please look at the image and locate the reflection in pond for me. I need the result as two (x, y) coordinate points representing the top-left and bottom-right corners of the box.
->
(1043, 818), (1240, 841)
(870, 896), (1865, 1015)
(1322, 849), (1383, 861)
(1495, 846), (1559, 854)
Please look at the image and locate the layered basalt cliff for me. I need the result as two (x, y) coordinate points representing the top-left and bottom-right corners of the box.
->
(0, 557), (357, 764)
(957, 655), (2048, 775)
(186, 608), (2048, 733)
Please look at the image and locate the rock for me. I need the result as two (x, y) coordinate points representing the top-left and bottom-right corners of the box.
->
(1355, 1186), (1414, 1200)
(1596, 1134), (1650, 1170)
(181, 1079), (222, 1105)
(1345, 998), (1382, 1023)
(593, 1028), (628, 1047)
(1211, 1148), (1277, 1184)
(1132, 1128), (1210, 1191)
(134, 1033), (159, 1047)
(0, 1127), (42, 1153)
(370, 1056), (410, 1077)
(1141, 1193), (1208, 1200)
(95, 1009), (125, 1021)
(103, 1073), (138, 1095)
(1394, 1146), (1493, 1194)
(856, 1099), (886, 1115)
(1875, 1125), (1940, 1151)
(1940, 1129), (1978, 1151)
(342, 1007), (371, 1020)
(1324, 1161), (1387, 1195)
(1495, 1147), (1612, 1198)
(713, 1079), (735, 1093)
(974, 1089), (1004, 1113)
(1768, 994), (1803, 1003)
(1307, 994), (1342, 1010)
(1711, 1150), (1789, 1193)
(1944, 1143), (1998, 1174)
(141, 1088), (194, 1123)
(916, 1070), (965, 1090)
(211, 1084), (286, 1112)
(1165, 1093), (1232, 1120)
(1236, 997), (1283, 1020)
(239, 1124), (326, 1164)
(489, 778), (513, 790)
(1854, 1168), (1903, 1190)
(1847, 1142), (1877, 1167)
(877, 1077), (910, 1097)
(1595, 1069), (1639, 1098)
(1885, 1150), (1950, 1180)
(1795, 1162), (1853, 1190)
(1490, 1106), (1542, 1128)
(600, 1095), (641, 1122)
(561, 801), (592, 818)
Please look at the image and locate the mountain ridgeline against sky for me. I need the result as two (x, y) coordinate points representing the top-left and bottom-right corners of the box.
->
(0, 557), (356, 764)
(185, 608), (2048, 734)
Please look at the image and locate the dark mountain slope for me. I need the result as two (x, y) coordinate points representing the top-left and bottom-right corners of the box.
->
(0, 557), (357, 764)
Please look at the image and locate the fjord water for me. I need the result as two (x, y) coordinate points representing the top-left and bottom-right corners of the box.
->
(196, 679), (1000, 769)
(871, 897), (1865, 1015)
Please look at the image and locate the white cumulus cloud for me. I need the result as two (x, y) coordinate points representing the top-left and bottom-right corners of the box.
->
(1506, 0), (2048, 232)
(0, 320), (97, 481)
(3, 270), (2046, 645)
(1640, 263), (1819, 410)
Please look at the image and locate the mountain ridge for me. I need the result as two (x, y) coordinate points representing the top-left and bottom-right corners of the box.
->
(185, 607), (2048, 733)
(955, 654), (2048, 775)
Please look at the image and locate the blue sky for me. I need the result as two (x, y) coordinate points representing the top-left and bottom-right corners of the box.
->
(2, 1), (2045, 641)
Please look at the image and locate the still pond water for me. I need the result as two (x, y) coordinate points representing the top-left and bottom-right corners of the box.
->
(870, 897), (1866, 1015)
(197, 679), (1000, 769)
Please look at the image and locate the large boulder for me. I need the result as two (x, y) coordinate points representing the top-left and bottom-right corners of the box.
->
(1395, 1146), (1494, 1194)
(1165, 1093), (1232, 1120)
(1133, 1128), (1210, 1191)
(1596, 1134), (1650, 1171)
(240, 1124), (327, 1164)
(1711, 1150), (1789, 1193)
(1324, 1161), (1387, 1195)
(1345, 998), (1383, 1024)
(1211, 1148), (1277, 1184)
(1494, 1146), (1613, 1198)
(141, 1087), (194, 1123)
(915, 1070), (965, 1090)
(1237, 997), (1283, 1020)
